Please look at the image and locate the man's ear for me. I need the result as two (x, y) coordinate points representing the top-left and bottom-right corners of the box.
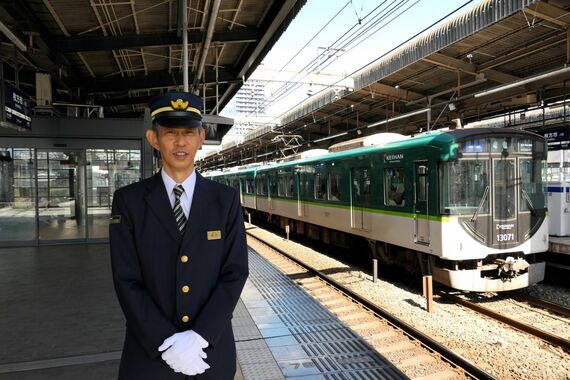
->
(145, 129), (159, 150)
(199, 127), (206, 145)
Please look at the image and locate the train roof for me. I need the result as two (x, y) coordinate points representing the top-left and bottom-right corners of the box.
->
(206, 128), (543, 177)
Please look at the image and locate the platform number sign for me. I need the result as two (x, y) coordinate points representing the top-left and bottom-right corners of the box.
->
(3, 83), (31, 130)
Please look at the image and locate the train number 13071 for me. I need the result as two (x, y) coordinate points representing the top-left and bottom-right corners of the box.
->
(496, 233), (515, 242)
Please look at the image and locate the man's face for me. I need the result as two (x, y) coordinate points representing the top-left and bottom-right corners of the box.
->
(145, 125), (205, 173)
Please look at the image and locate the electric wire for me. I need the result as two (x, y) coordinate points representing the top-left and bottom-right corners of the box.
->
(267, 0), (476, 133)
(254, 0), (406, 115)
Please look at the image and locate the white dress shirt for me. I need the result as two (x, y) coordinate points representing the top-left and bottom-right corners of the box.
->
(161, 169), (196, 219)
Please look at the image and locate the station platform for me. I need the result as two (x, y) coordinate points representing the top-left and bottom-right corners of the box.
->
(0, 243), (400, 379)
(549, 236), (570, 255)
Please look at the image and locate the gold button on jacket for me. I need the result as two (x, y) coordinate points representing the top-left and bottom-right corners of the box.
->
(181, 285), (189, 293)
(180, 255), (188, 263)
(181, 315), (189, 323)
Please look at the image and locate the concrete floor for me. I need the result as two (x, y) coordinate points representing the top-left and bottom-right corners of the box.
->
(0, 244), (124, 379)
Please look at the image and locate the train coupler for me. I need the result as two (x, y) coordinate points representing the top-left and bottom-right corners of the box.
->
(496, 257), (530, 281)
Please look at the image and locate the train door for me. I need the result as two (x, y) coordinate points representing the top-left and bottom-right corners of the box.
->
(414, 162), (430, 244)
(492, 158), (518, 245)
(296, 172), (305, 217)
(351, 167), (371, 231)
(268, 173), (275, 211)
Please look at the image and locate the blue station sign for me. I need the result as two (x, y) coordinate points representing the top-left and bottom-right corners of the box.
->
(4, 83), (31, 130)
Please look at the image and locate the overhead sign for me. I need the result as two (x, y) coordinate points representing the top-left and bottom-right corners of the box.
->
(541, 127), (569, 151)
(542, 127), (568, 143)
(3, 83), (31, 130)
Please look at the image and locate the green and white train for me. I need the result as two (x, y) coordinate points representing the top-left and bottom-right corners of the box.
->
(206, 128), (548, 292)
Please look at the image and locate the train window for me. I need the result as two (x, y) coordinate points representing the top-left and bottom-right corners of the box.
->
(417, 165), (428, 202)
(439, 160), (489, 215)
(231, 178), (239, 191)
(278, 175), (286, 196)
(269, 174), (277, 196)
(288, 176), (295, 197)
(329, 172), (341, 201)
(315, 173), (327, 200)
(384, 168), (406, 206)
(519, 158), (545, 213)
(245, 178), (255, 194)
(278, 173), (294, 197)
(494, 160), (515, 220)
(256, 175), (266, 195)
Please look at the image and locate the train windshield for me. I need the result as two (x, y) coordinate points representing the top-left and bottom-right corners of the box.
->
(440, 159), (489, 215)
(439, 136), (546, 216)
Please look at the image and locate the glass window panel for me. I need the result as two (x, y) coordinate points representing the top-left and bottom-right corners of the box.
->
(315, 173), (327, 200)
(439, 160), (489, 215)
(329, 172), (341, 201)
(0, 147), (37, 242)
(384, 168), (406, 207)
(494, 159), (516, 220)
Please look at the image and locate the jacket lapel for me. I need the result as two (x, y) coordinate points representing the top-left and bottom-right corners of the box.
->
(181, 172), (209, 250)
(144, 171), (182, 243)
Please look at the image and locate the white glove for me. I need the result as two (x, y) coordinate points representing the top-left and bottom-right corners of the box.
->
(158, 330), (210, 376)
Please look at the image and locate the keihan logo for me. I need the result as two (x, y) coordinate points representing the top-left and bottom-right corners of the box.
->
(385, 153), (403, 161)
(171, 98), (189, 110)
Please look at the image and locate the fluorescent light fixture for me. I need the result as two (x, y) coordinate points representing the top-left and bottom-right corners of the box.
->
(313, 131), (348, 143)
(474, 66), (570, 98)
(0, 21), (27, 52)
(366, 108), (430, 129)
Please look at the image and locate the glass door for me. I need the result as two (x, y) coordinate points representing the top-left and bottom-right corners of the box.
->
(87, 149), (141, 240)
(351, 167), (371, 231)
(0, 148), (37, 243)
(492, 157), (518, 246)
(37, 150), (87, 242)
(414, 162), (429, 244)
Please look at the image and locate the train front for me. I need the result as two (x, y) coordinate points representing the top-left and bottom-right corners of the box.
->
(436, 130), (548, 292)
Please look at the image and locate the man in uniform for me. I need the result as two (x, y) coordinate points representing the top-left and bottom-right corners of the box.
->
(109, 92), (248, 379)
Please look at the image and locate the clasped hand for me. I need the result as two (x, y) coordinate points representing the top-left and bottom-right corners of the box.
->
(159, 330), (209, 376)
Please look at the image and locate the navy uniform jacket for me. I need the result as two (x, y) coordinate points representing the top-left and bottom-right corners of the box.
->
(109, 170), (248, 379)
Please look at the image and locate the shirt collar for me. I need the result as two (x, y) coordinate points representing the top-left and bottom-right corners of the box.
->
(161, 169), (196, 196)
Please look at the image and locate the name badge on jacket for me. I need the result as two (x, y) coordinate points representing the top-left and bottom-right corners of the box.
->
(207, 230), (222, 240)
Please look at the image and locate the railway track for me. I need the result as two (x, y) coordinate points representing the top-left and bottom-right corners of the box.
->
(439, 291), (570, 353)
(246, 230), (496, 380)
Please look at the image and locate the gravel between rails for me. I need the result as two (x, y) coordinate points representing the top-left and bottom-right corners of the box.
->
(246, 224), (570, 380)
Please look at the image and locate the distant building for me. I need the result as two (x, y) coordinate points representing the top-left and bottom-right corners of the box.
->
(222, 80), (269, 141)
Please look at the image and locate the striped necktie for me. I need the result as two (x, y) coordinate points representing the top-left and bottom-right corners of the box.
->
(173, 185), (187, 235)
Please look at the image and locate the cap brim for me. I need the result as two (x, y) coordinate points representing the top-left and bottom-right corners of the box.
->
(154, 112), (202, 128)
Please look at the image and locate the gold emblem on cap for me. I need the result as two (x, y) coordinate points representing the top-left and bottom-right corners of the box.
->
(171, 98), (189, 110)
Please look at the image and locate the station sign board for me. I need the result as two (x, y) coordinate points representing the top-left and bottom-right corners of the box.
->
(541, 126), (569, 150)
(2, 83), (31, 130)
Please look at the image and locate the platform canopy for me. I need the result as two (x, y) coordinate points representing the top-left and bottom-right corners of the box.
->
(0, 0), (306, 117)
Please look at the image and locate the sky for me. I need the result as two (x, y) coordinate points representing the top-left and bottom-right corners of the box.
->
(223, 0), (486, 120)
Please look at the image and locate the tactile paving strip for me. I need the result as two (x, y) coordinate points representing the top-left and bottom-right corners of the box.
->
(238, 248), (407, 379)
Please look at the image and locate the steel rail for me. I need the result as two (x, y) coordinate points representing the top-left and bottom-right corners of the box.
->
(441, 292), (570, 352)
(512, 292), (570, 318)
(246, 230), (496, 380)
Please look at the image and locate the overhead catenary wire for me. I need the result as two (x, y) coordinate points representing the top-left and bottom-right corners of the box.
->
(252, 0), (406, 115)
(250, 0), (417, 116)
(274, 1), (353, 78)
(264, 0), (476, 134)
